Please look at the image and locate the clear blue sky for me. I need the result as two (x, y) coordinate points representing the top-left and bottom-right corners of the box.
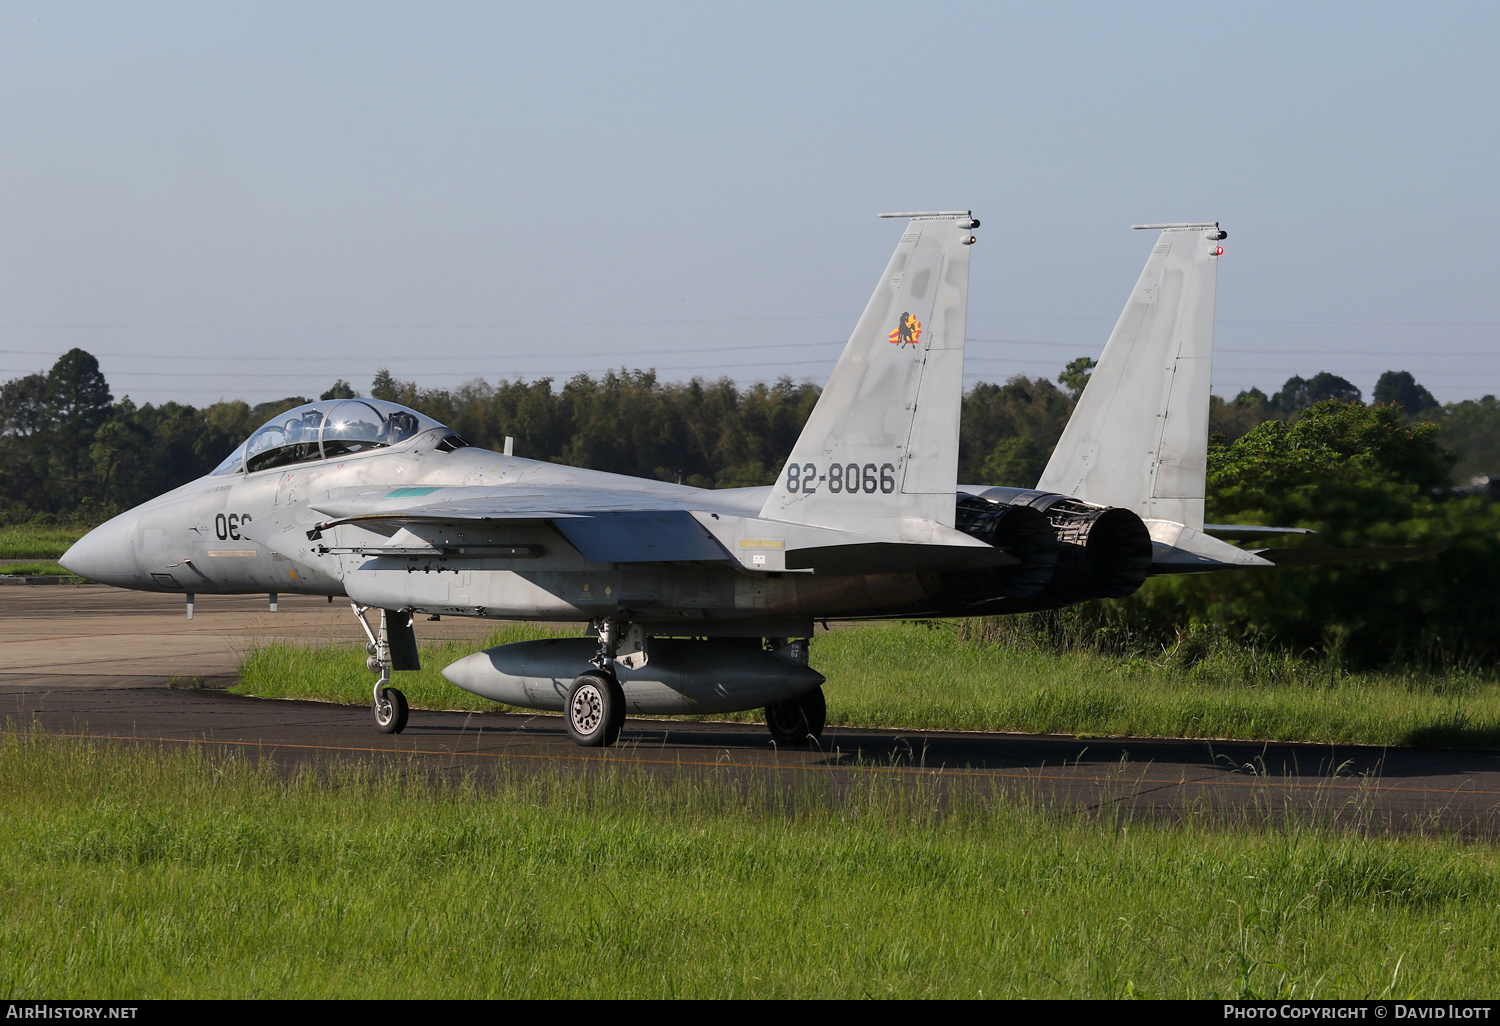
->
(1, 1), (1495, 406)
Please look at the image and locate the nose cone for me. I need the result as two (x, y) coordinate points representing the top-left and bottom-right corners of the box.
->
(59, 516), (140, 587)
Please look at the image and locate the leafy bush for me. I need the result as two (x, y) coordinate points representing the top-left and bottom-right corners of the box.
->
(1143, 401), (1500, 667)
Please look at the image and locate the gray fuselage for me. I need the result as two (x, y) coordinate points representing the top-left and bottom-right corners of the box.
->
(61, 426), (976, 633)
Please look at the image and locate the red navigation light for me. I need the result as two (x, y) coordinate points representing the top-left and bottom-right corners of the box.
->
(1214, 246), (1224, 256)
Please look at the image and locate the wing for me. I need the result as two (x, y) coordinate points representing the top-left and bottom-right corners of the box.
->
(307, 486), (737, 564)
(306, 483), (1014, 573)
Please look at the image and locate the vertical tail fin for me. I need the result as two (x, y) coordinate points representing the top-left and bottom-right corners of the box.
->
(759, 210), (977, 541)
(1036, 222), (1224, 531)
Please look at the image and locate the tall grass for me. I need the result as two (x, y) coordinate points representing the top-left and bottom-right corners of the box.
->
(0, 728), (1497, 998)
(238, 621), (575, 713)
(0, 525), (86, 560)
(237, 620), (1500, 748)
(0, 561), (72, 576)
(809, 621), (1500, 747)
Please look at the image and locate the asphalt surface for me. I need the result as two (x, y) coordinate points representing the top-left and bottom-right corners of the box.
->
(4, 585), (1500, 835)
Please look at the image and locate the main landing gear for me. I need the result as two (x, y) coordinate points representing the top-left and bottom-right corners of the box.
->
(566, 617), (631, 748)
(560, 624), (826, 749)
(762, 637), (824, 746)
(765, 685), (826, 746)
(565, 670), (626, 747)
(353, 602), (413, 735)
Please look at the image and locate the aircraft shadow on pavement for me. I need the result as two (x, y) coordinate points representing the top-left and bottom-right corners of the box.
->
(415, 713), (1500, 785)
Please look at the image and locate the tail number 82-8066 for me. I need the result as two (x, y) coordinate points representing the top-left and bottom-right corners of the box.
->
(785, 462), (895, 495)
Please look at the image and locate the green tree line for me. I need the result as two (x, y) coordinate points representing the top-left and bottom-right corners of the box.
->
(0, 349), (1097, 512)
(6, 349), (1500, 666)
(8, 350), (1496, 512)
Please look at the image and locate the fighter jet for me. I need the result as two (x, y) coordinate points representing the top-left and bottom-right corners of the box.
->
(61, 212), (1269, 747)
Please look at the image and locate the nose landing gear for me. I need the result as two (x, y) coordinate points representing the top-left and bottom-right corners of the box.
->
(353, 602), (417, 735)
(373, 683), (409, 734)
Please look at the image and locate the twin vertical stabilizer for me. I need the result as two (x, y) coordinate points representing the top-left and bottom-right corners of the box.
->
(1036, 224), (1225, 531)
(761, 216), (1226, 550)
(759, 211), (977, 542)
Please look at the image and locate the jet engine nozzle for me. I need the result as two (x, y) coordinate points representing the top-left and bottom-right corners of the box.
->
(1046, 500), (1153, 601)
(941, 496), (1059, 601)
(948, 488), (1153, 609)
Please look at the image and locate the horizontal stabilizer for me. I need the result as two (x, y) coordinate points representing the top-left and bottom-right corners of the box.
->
(1147, 520), (1274, 575)
(1149, 523), (1444, 574)
(1253, 545), (1445, 567)
(1204, 523), (1317, 539)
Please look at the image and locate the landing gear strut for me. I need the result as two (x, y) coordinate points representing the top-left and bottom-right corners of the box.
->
(565, 616), (631, 748)
(353, 603), (410, 735)
(763, 638), (824, 745)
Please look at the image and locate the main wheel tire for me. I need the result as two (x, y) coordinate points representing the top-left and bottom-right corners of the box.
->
(565, 671), (625, 747)
(373, 686), (409, 734)
(800, 685), (827, 740)
(765, 685), (826, 745)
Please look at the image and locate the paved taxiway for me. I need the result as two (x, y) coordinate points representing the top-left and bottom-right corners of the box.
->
(3, 585), (1499, 835)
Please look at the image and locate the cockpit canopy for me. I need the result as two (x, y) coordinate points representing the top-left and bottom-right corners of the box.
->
(211, 399), (450, 476)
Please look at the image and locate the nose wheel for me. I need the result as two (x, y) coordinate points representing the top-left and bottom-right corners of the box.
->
(373, 686), (409, 734)
(352, 602), (414, 735)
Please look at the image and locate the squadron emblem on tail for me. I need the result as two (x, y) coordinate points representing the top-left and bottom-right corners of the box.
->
(888, 311), (922, 348)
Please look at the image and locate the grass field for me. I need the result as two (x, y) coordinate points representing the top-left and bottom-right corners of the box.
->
(0, 728), (1496, 999)
(236, 620), (1500, 749)
(0, 525), (85, 561)
(0, 561), (73, 576)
